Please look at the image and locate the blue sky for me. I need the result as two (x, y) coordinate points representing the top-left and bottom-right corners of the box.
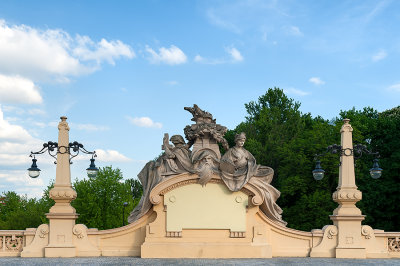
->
(0, 0), (399, 198)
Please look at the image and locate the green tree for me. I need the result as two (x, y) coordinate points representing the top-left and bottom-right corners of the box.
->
(0, 191), (50, 230)
(361, 106), (400, 231)
(228, 88), (339, 230)
(72, 166), (137, 229)
(228, 88), (399, 231)
(126, 178), (143, 207)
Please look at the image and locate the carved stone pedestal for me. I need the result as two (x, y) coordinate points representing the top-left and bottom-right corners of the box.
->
(331, 215), (366, 258)
(44, 213), (78, 257)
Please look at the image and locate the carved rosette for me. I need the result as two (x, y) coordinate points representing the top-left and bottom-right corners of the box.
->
(388, 237), (400, 252)
(39, 226), (49, 238)
(361, 225), (373, 239)
(73, 225), (85, 239)
(326, 226), (338, 239)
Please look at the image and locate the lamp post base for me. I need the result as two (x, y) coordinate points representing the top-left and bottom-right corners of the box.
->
(45, 213), (79, 258)
(335, 247), (366, 259)
(45, 246), (76, 258)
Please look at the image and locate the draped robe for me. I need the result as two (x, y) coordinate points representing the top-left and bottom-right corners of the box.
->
(219, 146), (287, 226)
(128, 145), (193, 223)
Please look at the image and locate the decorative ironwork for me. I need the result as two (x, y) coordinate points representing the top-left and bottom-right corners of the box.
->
(30, 140), (96, 164)
(313, 143), (382, 180)
(315, 144), (379, 162)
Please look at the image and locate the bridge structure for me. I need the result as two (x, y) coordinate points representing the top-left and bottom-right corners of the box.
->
(0, 108), (399, 259)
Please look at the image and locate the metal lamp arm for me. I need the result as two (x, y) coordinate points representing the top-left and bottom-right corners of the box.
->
(30, 140), (96, 164)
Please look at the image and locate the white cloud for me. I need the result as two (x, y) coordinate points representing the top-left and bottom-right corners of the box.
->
(0, 74), (43, 104)
(127, 116), (162, 129)
(194, 55), (204, 62)
(2, 105), (25, 115)
(372, 50), (387, 62)
(0, 153), (32, 166)
(283, 87), (310, 96)
(0, 19), (134, 82)
(0, 106), (45, 167)
(73, 36), (135, 65)
(95, 149), (131, 162)
(388, 83), (400, 92)
(226, 47), (244, 62)
(309, 77), (325, 86)
(195, 47), (243, 65)
(285, 26), (303, 36)
(193, 55), (224, 65)
(145, 45), (187, 65)
(0, 170), (45, 198)
(0, 107), (34, 142)
(32, 122), (47, 128)
(28, 108), (46, 116)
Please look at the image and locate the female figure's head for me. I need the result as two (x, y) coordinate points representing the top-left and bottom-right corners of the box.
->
(234, 132), (246, 148)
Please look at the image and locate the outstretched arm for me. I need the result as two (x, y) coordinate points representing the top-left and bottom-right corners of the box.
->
(162, 133), (175, 158)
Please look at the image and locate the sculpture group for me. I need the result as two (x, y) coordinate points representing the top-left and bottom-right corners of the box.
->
(128, 104), (286, 227)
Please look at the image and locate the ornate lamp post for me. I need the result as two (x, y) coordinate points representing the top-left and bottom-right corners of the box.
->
(27, 116), (98, 257)
(312, 119), (382, 258)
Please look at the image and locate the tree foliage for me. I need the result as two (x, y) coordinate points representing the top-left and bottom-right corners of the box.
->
(0, 191), (51, 230)
(72, 166), (141, 230)
(0, 166), (142, 230)
(226, 88), (399, 231)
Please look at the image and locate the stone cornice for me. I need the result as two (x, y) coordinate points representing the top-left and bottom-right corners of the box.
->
(149, 173), (264, 206)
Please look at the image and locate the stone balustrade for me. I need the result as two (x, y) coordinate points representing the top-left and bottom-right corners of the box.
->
(388, 236), (400, 253)
(0, 230), (24, 256)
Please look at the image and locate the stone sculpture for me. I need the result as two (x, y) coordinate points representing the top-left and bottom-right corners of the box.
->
(128, 134), (194, 223)
(128, 105), (286, 227)
(192, 149), (220, 186)
(219, 132), (287, 226)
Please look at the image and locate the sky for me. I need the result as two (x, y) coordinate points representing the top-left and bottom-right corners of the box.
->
(0, 0), (399, 198)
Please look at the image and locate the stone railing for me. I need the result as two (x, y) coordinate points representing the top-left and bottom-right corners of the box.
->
(375, 231), (400, 257)
(388, 236), (400, 253)
(0, 230), (24, 256)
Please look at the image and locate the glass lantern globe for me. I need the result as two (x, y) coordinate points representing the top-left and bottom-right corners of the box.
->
(312, 160), (325, 181)
(27, 158), (41, 178)
(86, 158), (99, 178)
(369, 159), (382, 179)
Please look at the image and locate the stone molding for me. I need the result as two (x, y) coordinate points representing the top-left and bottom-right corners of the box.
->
(149, 173), (264, 207)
